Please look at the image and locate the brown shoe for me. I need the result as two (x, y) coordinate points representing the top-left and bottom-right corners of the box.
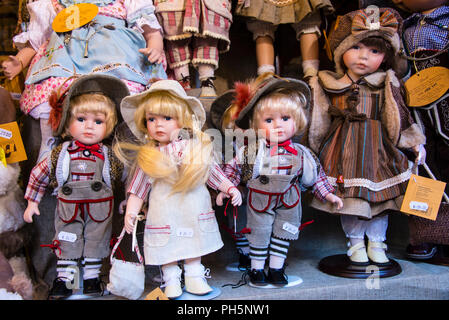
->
(406, 243), (437, 260)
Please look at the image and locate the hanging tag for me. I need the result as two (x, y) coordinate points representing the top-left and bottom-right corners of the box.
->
(0, 122), (27, 164)
(322, 29), (333, 61)
(400, 174), (446, 220)
(144, 287), (169, 300)
(52, 3), (99, 33)
(404, 66), (449, 107)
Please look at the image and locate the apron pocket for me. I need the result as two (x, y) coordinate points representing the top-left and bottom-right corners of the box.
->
(248, 189), (272, 213)
(56, 199), (79, 223)
(198, 211), (219, 233)
(86, 197), (114, 223)
(281, 184), (300, 209)
(145, 225), (171, 247)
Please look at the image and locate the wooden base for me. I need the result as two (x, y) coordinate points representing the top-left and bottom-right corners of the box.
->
(318, 254), (402, 279)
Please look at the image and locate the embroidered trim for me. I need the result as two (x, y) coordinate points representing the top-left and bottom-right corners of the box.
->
(265, 0), (299, 7)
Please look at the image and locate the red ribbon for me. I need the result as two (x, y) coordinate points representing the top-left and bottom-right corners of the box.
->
(74, 141), (104, 160)
(110, 236), (125, 262)
(40, 240), (61, 256)
(268, 139), (298, 156)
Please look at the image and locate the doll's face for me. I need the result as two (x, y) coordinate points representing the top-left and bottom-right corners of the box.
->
(146, 113), (181, 146)
(256, 109), (296, 144)
(393, 0), (447, 13)
(343, 42), (385, 80)
(68, 111), (107, 145)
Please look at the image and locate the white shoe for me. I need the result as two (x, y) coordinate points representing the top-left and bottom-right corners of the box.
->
(161, 264), (182, 299)
(347, 241), (369, 264)
(367, 241), (389, 264)
(184, 263), (213, 296)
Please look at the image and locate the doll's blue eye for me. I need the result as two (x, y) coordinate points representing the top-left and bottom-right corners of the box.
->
(351, 45), (360, 50)
(282, 116), (290, 121)
(265, 119), (272, 123)
(147, 117), (155, 122)
(165, 116), (172, 121)
(95, 119), (104, 125)
(77, 117), (85, 122)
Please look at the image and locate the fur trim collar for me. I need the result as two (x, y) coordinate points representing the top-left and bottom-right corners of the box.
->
(318, 71), (387, 92)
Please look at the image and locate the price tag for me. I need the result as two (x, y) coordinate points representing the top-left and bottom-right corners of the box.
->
(176, 228), (194, 238)
(0, 122), (27, 164)
(282, 222), (298, 235)
(58, 231), (77, 243)
(52, 3), (99, 33)
(404, 66), (449, 107)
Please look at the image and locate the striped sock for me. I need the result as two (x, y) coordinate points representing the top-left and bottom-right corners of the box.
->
(269, 236), (290, 259)
(56, 259), (78, 281)
(249, 245), (268, 261)
(82, 258), (102, 280)
(235, 235), (250, 255)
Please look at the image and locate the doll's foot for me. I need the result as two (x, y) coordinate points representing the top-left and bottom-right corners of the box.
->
(48, 277), (73, 300)
(267, 267), (288, 285)
(248, 269), (267, 285)
(367, 240), (389, 264)
(184, 263), (213, 295)
(162, 264), (183, 299)
(238, 253), (251, 270)
(200, 77), (217, 97)
(178, 75), (191, 91)
(347, 241), (369, 265)
(83, 277), (105, 296)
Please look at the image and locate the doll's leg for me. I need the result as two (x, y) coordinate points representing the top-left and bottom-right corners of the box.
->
(192, 37), (219, 97)
(166, 39), (192, 90)
(183, 257), (213, 295)
(340, 215), (369, 264)
(161, 262), (183, 299)
(246, 20), (277, 76)
(28, 102), (54, 162)
(292, 11), (321, 79)
(267, 236), (290, 284)
(366, 215), (389, 263)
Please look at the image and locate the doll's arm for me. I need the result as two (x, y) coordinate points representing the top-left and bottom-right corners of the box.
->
(124, 193), (144, 234)
(23, 200), (40, 223)
(2, 46), (36, 80)
(139, 26), (164, 64)
(324, 193), (343, 210)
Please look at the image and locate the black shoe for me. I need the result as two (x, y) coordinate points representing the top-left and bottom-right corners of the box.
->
(267, 267), (288, 285)
(83, 277), (105, 296)
(248, 269), (267, 285)
(406, 243), (437, 260)
(48, 278), (73, 300)
(238, 253), (251, 270)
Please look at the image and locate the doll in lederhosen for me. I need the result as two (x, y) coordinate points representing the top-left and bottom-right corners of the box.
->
(217, 74), (343, 286)
(23, 75), (128, 299)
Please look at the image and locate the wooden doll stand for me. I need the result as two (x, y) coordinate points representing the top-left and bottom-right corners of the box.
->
(318, 254), (402, 279)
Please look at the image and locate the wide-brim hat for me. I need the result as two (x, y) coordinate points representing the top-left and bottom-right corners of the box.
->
(54, 74), (130, 136)
(234, 77), (311, 130)
(209, 90), (235, 132)
(330, 7), (407, 76)
(120, 79), (206, 142)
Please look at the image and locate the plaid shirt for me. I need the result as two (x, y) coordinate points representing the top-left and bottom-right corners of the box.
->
(127, 139), (230, 199)
(24, 141), (104, 203)
(403, 5), (449, 53)
(222, 140), (334, 201)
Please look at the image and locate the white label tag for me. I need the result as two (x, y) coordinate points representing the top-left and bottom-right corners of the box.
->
(58, 231), (77, 243)
(409, 201), (429, 212)
(282, 222), (298, 235)
(176, 228), (194, 238)
(0, 128), (12, 139)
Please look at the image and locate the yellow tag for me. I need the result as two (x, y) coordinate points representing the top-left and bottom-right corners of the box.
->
(404, 66), (449, 107)
(144, 287), (169, 300)
(52, 3), (99, 33)
(322, 29), (333, 61)
(400, 174), (447, 221)
(0, 148), (6, 167)
(0, 122), (27, 164)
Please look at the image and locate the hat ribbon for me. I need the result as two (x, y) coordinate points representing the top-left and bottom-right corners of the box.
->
(352, 9), (398, 37)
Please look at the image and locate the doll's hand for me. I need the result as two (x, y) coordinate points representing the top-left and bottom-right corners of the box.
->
(2, 56), (22, 80)
(216, 191), (229, 206)
(139, 47), (164, 64)
(24, 201), (40, 223)
(228, 186), (242, 207)
(124, 211), (137, 234)
(413, 144), (426, 166)
(325, 193), (343, 210)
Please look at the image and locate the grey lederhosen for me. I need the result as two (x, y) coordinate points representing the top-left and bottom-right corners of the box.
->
(55, 156), (114, 260)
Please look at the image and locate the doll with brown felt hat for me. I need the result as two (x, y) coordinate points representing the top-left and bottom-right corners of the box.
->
(391, 0), (449, 261)
(308, 7), (426, 266)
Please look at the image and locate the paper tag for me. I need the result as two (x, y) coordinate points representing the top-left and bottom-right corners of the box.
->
(0, 122), (27, 164)
(176, 228), (194, 238)
(0, 148), (6, 167)
(400, 174), (446, 220)
(282, 222), (298, 235)
(404, 66), (449, 107)
(144, 287), (169, 300)
(58, 231), (77, 243)
(52, 3), (99, 33)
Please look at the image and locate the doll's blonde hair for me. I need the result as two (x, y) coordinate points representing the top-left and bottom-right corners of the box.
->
(251, 88), (308, 135)
(115, 91), (213, 195)
(66, 93), (117, 138)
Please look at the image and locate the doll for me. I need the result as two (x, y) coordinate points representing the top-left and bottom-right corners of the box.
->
(153, 0), (232, 97)
(2, 0), (167, 161)
(234, 0), (334, 79)
(391, 0), (449, 260)
(217, 75), (343, 285)
(22, 74), (128, 299)
(115, 79), (242, 299)
(307, 8), (426, 265)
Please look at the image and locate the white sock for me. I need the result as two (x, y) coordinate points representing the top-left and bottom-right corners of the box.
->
(257, 64), (275, 76)
(268, 255), (285, 269)
(82, 258), (102, 280)
(197, 64), (215, 81)
(251, 259), (265, 270)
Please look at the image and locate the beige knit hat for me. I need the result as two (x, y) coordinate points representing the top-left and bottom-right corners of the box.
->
(329, 7), (407, 75)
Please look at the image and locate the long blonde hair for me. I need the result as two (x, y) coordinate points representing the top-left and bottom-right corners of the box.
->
(114, 91), (213, 194)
